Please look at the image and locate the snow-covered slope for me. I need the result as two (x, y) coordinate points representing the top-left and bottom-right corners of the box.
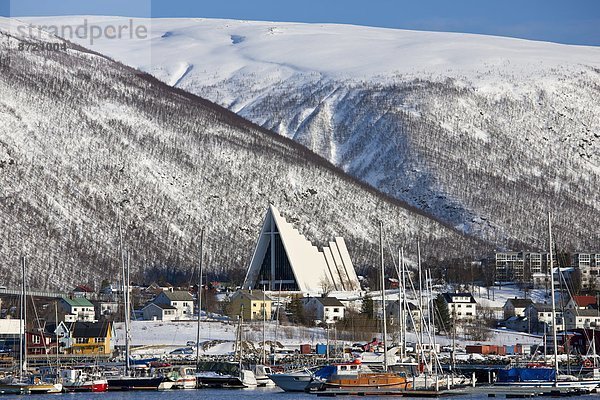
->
(0, 19), (484, 289)
(22, 16), (600, 249)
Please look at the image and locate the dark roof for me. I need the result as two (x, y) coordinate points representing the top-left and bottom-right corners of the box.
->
(316, 297), (344, 307)
(572, 309), (600, 317)
(531, 303), (553, 312)
(162, 291), (194, 302)
(442, 293), (476, 304)
(69, 321), (111, 338)
(506, 298), (534, 308)
(232, 290), (272, 302)
(144, 303), (176, 310)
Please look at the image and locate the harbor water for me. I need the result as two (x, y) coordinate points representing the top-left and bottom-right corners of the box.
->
(1, 386), (599, 400)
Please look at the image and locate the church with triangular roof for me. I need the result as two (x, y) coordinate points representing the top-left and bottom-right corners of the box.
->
(243, 205), (361, 293)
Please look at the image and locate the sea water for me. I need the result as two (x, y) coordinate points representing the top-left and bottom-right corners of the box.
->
(3, 387), (598, 400)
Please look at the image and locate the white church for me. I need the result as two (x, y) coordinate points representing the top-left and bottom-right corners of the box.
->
(243, 205), (361, 294)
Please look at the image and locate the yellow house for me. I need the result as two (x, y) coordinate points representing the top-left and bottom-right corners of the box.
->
(67, 321), (113, 355)
(229, 290), (272, 321)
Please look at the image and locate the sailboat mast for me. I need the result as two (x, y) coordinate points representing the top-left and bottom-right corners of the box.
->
(20, 256), (26, 380)
(196, 228), (205, 372)
(401, 248), (408, 360)
(125, 252), (131, 375)
(379, 221), (388, 371)
(262, 286), (266, 365)
(398, 248), (404, 360)
(548, 213), (559, 385)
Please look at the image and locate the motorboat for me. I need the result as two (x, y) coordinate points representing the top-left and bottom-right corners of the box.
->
(61, 368), (108, 392)
(196, 361), (257, 388)
(269, 369), (315, 392)
(253, 365), (275, 387)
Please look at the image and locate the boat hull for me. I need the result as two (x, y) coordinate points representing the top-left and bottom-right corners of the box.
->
(107, 376), (164, 391)
(269, 373), (313, 392)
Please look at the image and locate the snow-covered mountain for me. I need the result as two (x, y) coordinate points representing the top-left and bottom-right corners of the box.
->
(0, 19), (484, 289)
(24, 16), (600, 250)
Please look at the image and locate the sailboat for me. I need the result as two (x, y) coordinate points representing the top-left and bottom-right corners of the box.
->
(0, 257), (62, 394)
(493, 213), (598, 395)
(106, 245), (164, 391)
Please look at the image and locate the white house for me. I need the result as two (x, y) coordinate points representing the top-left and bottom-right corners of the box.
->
(142, 303), (177, 321)
(565, 309), (600, 329)
(151, 291), (194, 320)
(442, 293), (477, 321)
(503, 298), (534, 319)
(59, 297), (96, 322)
(301, 297), (345, 324)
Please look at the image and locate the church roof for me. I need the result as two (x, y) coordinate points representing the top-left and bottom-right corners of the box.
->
(243, 205), (360, 293)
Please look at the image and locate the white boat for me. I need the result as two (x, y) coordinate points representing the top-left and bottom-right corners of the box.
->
(269, 369), (314, 392)
(253, 365), (275, 387)
(60, 369), (108, 392)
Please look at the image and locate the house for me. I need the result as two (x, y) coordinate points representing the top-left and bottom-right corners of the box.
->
(142, 303), (177, 321)
(59, 297), (96, 322)
(503, 316), (530, 332)
(442, 293), (477, 321)
(26, 330), (58, 355)
(228, 290), (272, 321)
(72, 285), (94, 298)
(145, 282), (174, 296)
(385, 300), (421, 330)
(565, 309), (600, 330)
(301, 297), (345, 324)
(566, 295), (597, 311)
(66, 321), (113, 355)
(503, 298), (534, 319)
(151, 291), (194, 320)
(93, 300), (119, 320)
(525, 303), (564, 333)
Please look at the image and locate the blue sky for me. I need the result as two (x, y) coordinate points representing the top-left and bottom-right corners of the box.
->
(2, 0), (599, 46)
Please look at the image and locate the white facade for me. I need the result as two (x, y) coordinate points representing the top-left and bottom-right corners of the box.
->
(152, 291), (193, 320)
(301, 297), (345, 324)
(60, 298), (96, 322)
(443, 293), (477, 321)
(565, 309), (600, 329)
(243, 205), (361, 293)
(142, 303), (177, 321)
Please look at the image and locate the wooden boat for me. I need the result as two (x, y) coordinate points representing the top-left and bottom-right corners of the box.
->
(308, 360), (411, 391)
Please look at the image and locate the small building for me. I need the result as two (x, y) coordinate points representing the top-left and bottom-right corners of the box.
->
(228, 290), (272, 321)
(385, 300), (421, 331)
(442, 292), (477, 321)
(66, 321), (113, 355)
(301, 296), (345, 324)
(59, 297), (96, 322)
(151, 291), (194, 320)
(26, 330), (58, 355)
(566, 295), (597, 311)
(503, 298), (534, 319)
(142, 303), (177, 321)
(525, 303), (564, 333)
(564, 309), (600, 330)
(72, 285), (95, 298)
(93, 300), (119, 320)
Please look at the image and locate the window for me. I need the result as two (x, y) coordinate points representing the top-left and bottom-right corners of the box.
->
(253, 303), (257, 307)
(32, 336), (41, 344)
(95, 338), (104, 343)
(334, 308), (339, 312)
(76, 337), (86, 344)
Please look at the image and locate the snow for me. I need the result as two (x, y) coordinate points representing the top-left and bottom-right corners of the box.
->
(18, 16), (600, 88)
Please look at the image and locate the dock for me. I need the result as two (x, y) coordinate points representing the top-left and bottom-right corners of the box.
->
(314, 388), (468, 397)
